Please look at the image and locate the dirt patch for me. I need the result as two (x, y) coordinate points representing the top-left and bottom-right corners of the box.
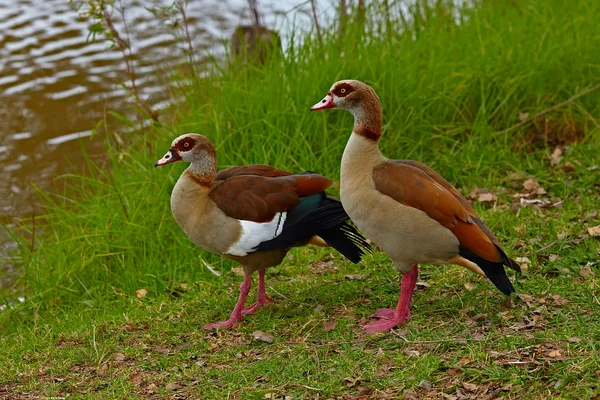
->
(518, 115), (586, 151)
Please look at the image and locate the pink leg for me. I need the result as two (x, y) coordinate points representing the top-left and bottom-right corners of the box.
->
(242, 269), (273, 315)
(203, 274), (252, 330)
(362, 265), (419, 334)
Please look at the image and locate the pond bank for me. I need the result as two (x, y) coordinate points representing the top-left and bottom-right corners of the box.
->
(1, 0), (599, 398)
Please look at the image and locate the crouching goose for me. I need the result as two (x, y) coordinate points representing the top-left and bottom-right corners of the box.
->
(311, 80), (520, 333)
(155, 134), (370, 329)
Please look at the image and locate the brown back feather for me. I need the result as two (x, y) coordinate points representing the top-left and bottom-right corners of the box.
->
(209, 165), (331, 223)
(372, 161), (505, 263)
(394, 160), (519, 270)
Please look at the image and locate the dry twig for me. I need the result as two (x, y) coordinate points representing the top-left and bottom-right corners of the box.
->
(310, 0), (323, 46)
(338, 0), (347, 40)
(103, 1), (159, 122)
(176, 0), (197, 78)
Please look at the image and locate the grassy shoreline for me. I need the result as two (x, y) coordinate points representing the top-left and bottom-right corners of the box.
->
(2, 0), (600, 398)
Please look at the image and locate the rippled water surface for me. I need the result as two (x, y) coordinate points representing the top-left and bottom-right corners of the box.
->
(0, 0), (332, 282)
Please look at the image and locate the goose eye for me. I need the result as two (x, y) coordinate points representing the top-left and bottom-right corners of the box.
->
(184, 142), (190, 148)
(340, 88), (346, 94)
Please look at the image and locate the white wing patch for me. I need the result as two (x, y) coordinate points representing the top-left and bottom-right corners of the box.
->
(225, 212), (287, 256)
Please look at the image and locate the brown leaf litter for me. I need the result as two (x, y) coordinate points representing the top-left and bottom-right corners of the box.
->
(549, 146), (563, 166)
(466, 186), (498, 204)
(518, 114), (586, 151)
(323, 321), (337, 333)
(587, 225), (600, 236)
(251, 330), (274, 343)
(520, 179), (547, 197)
(309, 257), (337, 274)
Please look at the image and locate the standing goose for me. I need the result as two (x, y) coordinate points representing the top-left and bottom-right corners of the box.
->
(311, 80), (520, 333)
(155, 134), (370, 329)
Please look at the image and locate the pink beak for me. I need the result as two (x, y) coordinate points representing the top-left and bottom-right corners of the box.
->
(155, 149), (180, 167)
(311, 92), (335, 111)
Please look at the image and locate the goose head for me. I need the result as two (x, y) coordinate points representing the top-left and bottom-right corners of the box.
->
(155, 133), (216, 168)
(311, 80), (380, 113)
(311, 80), (383, 140)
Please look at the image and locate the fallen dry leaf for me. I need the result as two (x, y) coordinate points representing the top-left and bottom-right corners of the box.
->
(136, 289), (148, 299)
(323, 321), (337, 333)
(343, 377), (361, 388)
(549, 254), (559, 262)
(231, 267), (245, 276)
(467, 186), (498, 203)
(252, 330), (274, 343)
(478, 192), (497, 203)
(344, 274), (366, 280)
(549, 146), (563, 166)
(577, 233), (590, 243)
(518, 112), (529, 122)
(563, 161), (575, 171)
(587, 225), (600, 236)
(176, 283), (190, 292)
(508, 171), (527, 181)
(568, 337), (582, 343)
(165, 382), (183, 391)
(464, 282), (475, 291)
(129, 372), (142, 386)
(547, 350), (562, 358)
(579, 263), (595, 279)
(175, 342), (191, 353)
(516, 179), (547, 198)
(515, 257), (531, 264)
(357, 386), (373, 396)
(404, 349), (420, 357)
(517, 293), (536, 306)
(112, 352), (126, 362)
(523, 179), (540, 191)
(462, 382), (479, 392)
(467, 186), (480, 199)
(418, 380), (432, 391)
(470, 313), (487, 322)
(550, 294), (570, 306)
(456, 358), (471, 367)
(310, 258), (336, 273)
(501, 298), (516, 309)
(153, 346), (170, 354)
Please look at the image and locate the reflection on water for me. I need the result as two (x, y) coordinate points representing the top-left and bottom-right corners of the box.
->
(0, 0), (332, 285)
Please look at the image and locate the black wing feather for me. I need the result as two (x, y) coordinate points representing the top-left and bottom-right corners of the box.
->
(254, 194), (371, 263)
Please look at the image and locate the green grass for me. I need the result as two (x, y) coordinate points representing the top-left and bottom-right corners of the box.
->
(2, 0), (600, 398)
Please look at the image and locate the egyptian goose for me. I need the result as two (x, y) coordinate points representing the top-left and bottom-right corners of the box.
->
(155, 134), (369, 329)
(311, 80), (521, 333)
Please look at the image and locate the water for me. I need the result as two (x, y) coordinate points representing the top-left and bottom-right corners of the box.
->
(0, 0), (335, 287)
